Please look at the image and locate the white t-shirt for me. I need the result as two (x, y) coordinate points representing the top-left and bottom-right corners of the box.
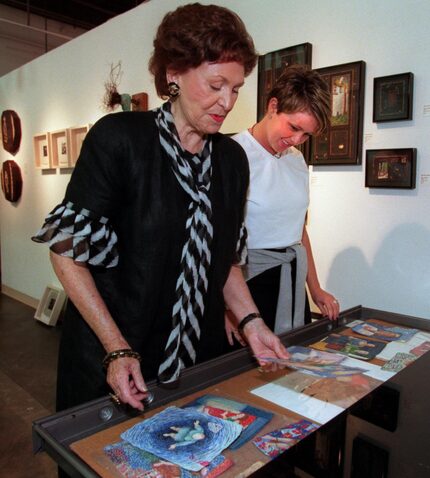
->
(233, 130), (309, 249)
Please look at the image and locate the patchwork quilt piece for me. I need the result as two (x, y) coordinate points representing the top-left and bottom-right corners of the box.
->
(104, 440), (233, 477)
(381, 352), (416, 372)
(252, 419), (319, 458)
(121, 406), (241, 471)
(104, 440), (194, 477)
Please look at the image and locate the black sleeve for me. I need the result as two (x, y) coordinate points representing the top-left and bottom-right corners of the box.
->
(65, 113), (131, 218)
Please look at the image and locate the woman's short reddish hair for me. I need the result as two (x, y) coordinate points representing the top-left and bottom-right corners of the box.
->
(149, 3), (257, 99)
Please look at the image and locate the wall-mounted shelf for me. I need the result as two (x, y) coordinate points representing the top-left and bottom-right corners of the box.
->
(50, 129), (71, 168)
(33, 132), (52, 169)
(69, 124), (91, 166)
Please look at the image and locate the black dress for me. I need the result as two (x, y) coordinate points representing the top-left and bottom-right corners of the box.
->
(34, 111), (249, 411)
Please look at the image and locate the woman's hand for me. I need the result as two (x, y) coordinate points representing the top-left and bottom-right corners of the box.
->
(50, 253), (151, 410)
(311, 288), (339, 321)
(107, 357), (149, 411)
(242, 318), (290, 371)
(225, 309), (247, 347)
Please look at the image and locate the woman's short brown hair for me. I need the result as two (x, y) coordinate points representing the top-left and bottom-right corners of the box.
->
(149, 3), (258, 99)
(267, 65), (331, 135)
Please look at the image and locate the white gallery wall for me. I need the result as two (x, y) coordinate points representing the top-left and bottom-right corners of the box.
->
(0, 0), (429, 319)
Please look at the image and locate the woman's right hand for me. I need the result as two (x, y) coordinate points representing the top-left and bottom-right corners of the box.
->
(50, 253), (151, 410)
(107, 357), (149, 410)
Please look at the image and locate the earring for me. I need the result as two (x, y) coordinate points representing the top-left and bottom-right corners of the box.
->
(168, 82), (180, 98)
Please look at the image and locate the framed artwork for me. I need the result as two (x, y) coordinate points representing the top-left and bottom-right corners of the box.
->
(309, 61), (365, 166)
(257, 43), (312, 162)
(365, 148), (416, 189)
(33, 132), (53, 169)
(257, 43), (312, 121)
(34, 285), (67, 326)
(373, 72), (413, 122)
(50, 129), (71, 168)
(69, 124), (92, 166)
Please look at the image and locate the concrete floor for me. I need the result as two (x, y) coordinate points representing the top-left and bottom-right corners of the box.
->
(0, 293), (61, 477)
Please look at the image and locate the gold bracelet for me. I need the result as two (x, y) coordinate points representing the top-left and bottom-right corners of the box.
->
(102, 349), (142, 368)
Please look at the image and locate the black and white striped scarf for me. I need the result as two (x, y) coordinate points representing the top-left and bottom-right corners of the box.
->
(155, 102), (213, 384)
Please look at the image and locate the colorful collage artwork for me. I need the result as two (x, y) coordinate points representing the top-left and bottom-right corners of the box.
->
(352, 320), (418, 342)
(376, 331), (430, 361)
(104, 397), (275, 477)
(104, 440), (195, 478)
(411, 341), (430, 357)
(104, 440), (233, 478)
(120, 406), (241, 472)
(311, 333), (386, 360)
(381, 352), (417, 372)
(251, 343), (397, 423)
(258, 345), (367, 378)
(184, 394), (273, 450)
(252, 419), (319, 458)
(102, 319), (428, 477)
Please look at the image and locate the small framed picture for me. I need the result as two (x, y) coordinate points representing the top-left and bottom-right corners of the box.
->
(34, 285), (67, 326)
(50, 129), (71, 168)
(257, 43), (312, 121)
(309, 60), (366, 165)
(69, 124), (92, 166)
(257, 43), (312, 162)
(373, 72), (413, 122)
(33, 132), (53, 169)
(365, 148), (417, 189)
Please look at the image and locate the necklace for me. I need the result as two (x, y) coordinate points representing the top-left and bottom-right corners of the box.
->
(249, 123), (281, 158)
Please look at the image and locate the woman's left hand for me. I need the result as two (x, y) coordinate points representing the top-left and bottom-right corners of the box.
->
(311, 288), (340, 321)
(225, 310), (247, 346)
(242, 318), (290, 371)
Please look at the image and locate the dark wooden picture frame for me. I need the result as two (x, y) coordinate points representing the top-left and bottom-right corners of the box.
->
(373, 72), (413, 123)
(257, 43), (312, 162)
(257, 43), (312, 121)
(365, 148), (416, 189)
(309, 61), (365, 166)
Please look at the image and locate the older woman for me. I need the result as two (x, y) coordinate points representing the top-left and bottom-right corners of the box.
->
(226, 66), (340, 347)
(32, 3), (287, 415)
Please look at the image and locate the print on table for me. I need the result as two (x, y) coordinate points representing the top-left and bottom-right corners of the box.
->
(184, 394), (273, 450)
(253, 419), (319, 458)
(121, 406), (241, 471)
(311, 333), (386, 360)
(258, 346), (367, 378)
(381, 352), (417, 372)
(352, 320), (418, 342)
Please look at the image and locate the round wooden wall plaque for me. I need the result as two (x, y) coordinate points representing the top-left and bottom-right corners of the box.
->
(1, 160), (23, 202)
(2, 110), (22, 155)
